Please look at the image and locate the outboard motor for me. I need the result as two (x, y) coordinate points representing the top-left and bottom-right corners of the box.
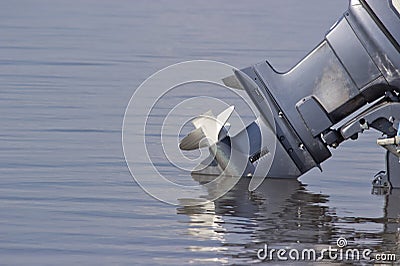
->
(180, 0), (400, 191)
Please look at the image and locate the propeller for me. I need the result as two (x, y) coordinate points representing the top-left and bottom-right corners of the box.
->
(179, 106), (234, 151)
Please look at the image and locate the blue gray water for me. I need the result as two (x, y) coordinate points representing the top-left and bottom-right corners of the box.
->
(1, 0), (399, 265)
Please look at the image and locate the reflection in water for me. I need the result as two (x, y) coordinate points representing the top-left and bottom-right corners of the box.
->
(379, 190), (400, 256)
(178, 175), (400, 264)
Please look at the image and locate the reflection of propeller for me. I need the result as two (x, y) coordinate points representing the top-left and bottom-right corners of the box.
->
(179, 106), (234, 150)
(178, 175), (335, 256)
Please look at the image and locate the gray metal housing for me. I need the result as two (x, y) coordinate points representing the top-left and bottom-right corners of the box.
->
(233, 0), (400, 177)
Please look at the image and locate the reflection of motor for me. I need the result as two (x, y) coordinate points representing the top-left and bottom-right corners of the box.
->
(180, 0), (400, 188)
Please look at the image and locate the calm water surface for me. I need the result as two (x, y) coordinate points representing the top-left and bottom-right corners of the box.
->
(1, 0), (399, 265)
